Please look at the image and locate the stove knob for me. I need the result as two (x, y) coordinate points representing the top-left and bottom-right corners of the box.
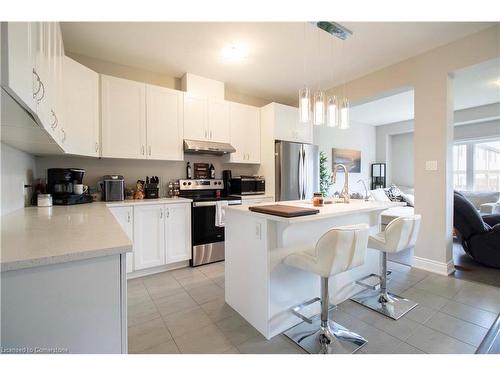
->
(188, 182), (192, 186)
(183, 182), (187, 186)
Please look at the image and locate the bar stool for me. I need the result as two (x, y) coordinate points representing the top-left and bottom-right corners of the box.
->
(282, 224), (370, 354)
(351, 215), (421, 320)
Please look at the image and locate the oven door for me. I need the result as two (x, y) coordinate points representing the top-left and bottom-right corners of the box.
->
(191, 201), (225, 266)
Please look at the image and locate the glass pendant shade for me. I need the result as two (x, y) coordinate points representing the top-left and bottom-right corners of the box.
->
(339, 97), (350, 129)
(327, 95), (338, 127)
(299, 87), (310, 123)
(313, 91), (325, 126)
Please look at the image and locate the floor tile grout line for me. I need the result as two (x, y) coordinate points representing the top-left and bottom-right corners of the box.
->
(437, 304), (498, 330)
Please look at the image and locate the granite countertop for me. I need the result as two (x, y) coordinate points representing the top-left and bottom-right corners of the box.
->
(1, 203), (133, 272)
(225, 199), (406, 224)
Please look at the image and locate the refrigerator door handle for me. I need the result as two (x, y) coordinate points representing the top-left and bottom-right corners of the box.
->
(303, 147), (308, 199)
(298, 148), (303, 200)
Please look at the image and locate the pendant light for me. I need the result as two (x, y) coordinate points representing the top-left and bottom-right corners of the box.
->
(299, 23), (310, 124)
(339, 97), (350, 129)
(313, 27), (325, 126)
(326, 38), (338, 128)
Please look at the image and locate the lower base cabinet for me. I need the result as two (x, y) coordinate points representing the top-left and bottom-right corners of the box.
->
(109, 202), (191, 274)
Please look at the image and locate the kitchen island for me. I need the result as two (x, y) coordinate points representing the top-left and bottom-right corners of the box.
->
(224, 199), (405, 339)
(1, 203), (132, 353)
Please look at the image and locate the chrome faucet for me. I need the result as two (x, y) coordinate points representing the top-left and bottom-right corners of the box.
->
(331, 164), (349, 203)
(357, 179), (369, 201)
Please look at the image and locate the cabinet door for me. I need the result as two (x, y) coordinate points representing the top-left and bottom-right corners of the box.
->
(208, 99), (230, 143)
(146, 85), (183, 161)
(183, 94), (207, 141)
(228, 102), (248, 163)
(245, 106), (261, 164)
(109, 206), (134, 273)
(62, 57), (100, 157)
(3, 22), (37, 113)
(133, 205), (165, 271)
(165, 204), (192, 264)
(101, 75), (146, 159)
(273, 103), (297, 142)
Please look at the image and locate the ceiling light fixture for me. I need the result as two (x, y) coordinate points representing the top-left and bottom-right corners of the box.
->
(221, 43), (248, 63)
(298, 21), (352, 129)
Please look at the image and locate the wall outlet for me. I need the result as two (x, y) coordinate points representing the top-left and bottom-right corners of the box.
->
(425, 160), (438, 171)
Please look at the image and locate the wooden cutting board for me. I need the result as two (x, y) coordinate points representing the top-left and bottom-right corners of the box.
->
(249, 204), (319, 218)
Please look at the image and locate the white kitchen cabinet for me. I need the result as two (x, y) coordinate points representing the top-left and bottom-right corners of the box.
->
(242, 196), (274, 206)
(63, 56), (100, 157)
(109, 206), (134, 273)
(133, 204), (166, 271)
(229, 102), (261, 164)
(146, 85), (184, 161)
(183, 95), (230, 143)
(272, 102), (313, 144)
(165, 203), (192, 264)
(101, 75), (147, 159)
(208, 99), (230, 143)
(183, 94), (208, 141)
(1, 22), (37, 114)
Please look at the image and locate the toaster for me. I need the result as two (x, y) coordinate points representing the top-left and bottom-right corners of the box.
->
(102, 175), (125, 201)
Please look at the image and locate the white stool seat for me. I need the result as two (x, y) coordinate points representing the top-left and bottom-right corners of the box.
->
(351, 215), (422, 320)
(282, 224), (370, 354)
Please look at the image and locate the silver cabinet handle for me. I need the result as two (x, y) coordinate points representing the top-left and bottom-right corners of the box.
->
(95, 142), (99, 153)
(50, 110), (58, 129)
(167, 208), (170, 218)
(32, 69), (42, 98)
(141, 145), (145, 155)
(127, 212), (131, 223)
(61, 128), (66, 143)
(160, 208), (163, 219)
(148, 145), (151, 156)
(36, 80), (45, 104)
(204, 129), (208, 139)
(209, 130), (212, 139)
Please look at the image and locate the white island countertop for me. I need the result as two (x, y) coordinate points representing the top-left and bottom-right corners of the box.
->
(1, 203), (133, 272)
(105, 197), (192, 207)
(225, 199), (406, 224)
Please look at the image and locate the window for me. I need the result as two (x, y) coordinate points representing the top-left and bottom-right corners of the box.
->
(453, 139), (500, 192)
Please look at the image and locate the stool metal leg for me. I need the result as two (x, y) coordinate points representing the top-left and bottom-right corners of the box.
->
(284, 277), (367, 354)
(350, 252), (418, 320)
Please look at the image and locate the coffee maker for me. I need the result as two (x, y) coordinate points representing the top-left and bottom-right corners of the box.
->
(47, 168), (93, 205)
(222, 170), (232, 196)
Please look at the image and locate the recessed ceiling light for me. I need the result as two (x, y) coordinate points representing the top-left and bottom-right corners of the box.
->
(221, 43), (248, 63)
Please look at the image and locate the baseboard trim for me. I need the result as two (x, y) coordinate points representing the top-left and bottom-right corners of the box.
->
(412, 256), (455, 276)
(127, 260), (190, 279)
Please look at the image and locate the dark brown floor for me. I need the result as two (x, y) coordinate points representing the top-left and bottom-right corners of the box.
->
(452, 241), (500, 288)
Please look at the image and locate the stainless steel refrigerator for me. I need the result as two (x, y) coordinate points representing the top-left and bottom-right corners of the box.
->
(275, 141), (319, 201)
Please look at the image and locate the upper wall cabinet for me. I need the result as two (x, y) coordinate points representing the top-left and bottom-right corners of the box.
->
(272, 103), (313, 144)
(101, 75), (147, 159)
(63, 56), (99, 157)
(101, 75), (184, 161)
(228, 102), (261, 164)
(146, 85), (183, 161)
(1, 22), (67, 153)
(183, 95), (230, 143)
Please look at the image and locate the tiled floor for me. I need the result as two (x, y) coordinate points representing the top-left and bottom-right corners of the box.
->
(127, 260), (499, 354)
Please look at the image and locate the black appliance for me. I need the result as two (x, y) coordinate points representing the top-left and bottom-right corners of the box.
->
(230, 176), (266, 196)
(47, 168), (93, 205)
(145, 176), (160, 199)
(222, 170), (232, 196)
(102, 175), (125, 201)
(178, 179), (241, 267)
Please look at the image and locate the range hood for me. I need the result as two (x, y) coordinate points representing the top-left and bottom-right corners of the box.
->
(183, 139), (236, 156)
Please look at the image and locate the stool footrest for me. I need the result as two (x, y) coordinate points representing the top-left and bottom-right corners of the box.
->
(290, 297), (336, 324)
(355, 271), (392, 290)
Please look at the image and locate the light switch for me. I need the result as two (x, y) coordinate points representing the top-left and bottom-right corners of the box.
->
(425, 160), (438, 171)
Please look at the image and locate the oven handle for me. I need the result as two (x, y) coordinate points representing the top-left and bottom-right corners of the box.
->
(193, 200), (241, 207)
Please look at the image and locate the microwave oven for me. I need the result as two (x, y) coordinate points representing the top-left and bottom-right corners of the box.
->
(230, 176), (265, 195)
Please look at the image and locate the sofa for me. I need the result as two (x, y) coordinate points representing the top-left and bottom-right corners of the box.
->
(454, 191), (500, 268)
(459, 190), (500, 214)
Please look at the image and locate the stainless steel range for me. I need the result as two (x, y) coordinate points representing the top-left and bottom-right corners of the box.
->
(178, 179), (241, 267)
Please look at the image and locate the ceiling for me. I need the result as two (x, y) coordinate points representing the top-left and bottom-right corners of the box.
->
(350, 58), (500, 126)
(60, 22), (494, 105)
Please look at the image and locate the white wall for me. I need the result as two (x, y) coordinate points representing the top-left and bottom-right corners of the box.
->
(313, 123), (376, 196)
(1, 143), (36, 215)
(390, 132), (414, 187)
